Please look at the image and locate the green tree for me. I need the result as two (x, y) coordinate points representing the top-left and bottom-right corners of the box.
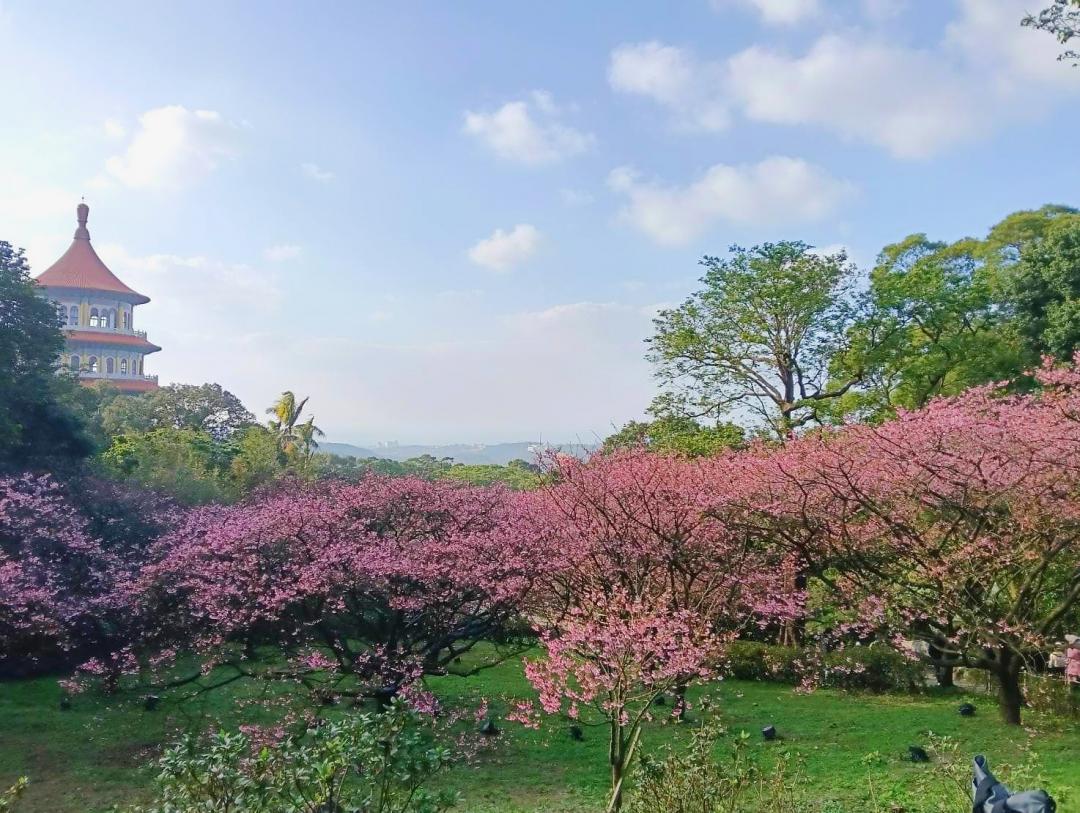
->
(648, 243), (863, 438)
(603, 414), (744, 457)
(100, 382), (255, 441)
(228, 425), (285, 493)
(437, 458), (543, 489)
(266, 391), (324, 463)
(100, 427), (232, 504)
(0, 240), (93, 469)
(1004, 214), (1080, 360)
(828, 235), (1025, 421)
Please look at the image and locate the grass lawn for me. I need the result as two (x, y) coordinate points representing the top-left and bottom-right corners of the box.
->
(1, 653), (1078, 812)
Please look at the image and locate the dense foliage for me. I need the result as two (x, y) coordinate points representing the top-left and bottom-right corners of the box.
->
(518, 450), (801, 810)
(129, 476), (538, 703)
(649, 242), (862, 437)
(99, 382), (255, 441)
(650, 206), (1080, 430)
(723, 361), (1080, 724)
(0, 241), (93, 469)
(0, 475), (171, 677)
(126, 700), (456, 813)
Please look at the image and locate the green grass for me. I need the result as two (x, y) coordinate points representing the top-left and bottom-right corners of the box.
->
(2, 654), (1078, 812)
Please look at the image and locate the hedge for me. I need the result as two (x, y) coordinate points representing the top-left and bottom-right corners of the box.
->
(725, 640), (926, 692)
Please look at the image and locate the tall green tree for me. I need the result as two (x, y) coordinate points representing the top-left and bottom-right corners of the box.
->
(266, 391), (324, 462)
(648, 242), (863, 438)
(101, 382), (256, 441)
(827, 235), (1025, 422)
(0, 240), (92, 469)
(1003, 214), (1080, 360)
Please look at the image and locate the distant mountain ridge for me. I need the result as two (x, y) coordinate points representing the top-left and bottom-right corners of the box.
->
(319, 441), (594, 466)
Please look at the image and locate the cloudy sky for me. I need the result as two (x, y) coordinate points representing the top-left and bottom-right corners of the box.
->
(2, 0), (1078, 445)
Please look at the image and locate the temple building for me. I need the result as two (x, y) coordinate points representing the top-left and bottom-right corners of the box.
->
(35, 203), (161, 393)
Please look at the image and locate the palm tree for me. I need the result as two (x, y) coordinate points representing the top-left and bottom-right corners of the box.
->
(266, 391), (324, 461)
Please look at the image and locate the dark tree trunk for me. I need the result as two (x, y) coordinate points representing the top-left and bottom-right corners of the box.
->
(935, 664), (955, 688)
(996, 650), (1024, 726)
(608, 723), (624, 812)
(928, 645), (954, 688)
(777, 571), (807, 647)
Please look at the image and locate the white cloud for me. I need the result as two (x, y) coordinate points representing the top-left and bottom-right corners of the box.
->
(560, 188), (594, 207)
(713, 0), (820, 25)
(301, 162), (335, 182)
(104, 105), (237, 189)
(463, 91), (594, 165)
(608, 157), (855, 246)
(945, 0), (1076, 89)
(608, 42), (729, 131)
(468, 224), (542, 271)
(103, 118), (127, 139)
(97, 244), (282, 314)
(263, 244), (302, 262)
(611, 1), (1078, 159)
(728, 36), (980, 159)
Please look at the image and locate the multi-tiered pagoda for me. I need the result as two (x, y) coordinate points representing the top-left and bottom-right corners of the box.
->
(36, 203), (161, 392)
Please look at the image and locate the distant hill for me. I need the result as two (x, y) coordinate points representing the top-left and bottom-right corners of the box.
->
(319, 441), (594, 466)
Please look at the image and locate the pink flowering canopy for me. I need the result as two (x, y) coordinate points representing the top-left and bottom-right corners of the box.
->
(0, 475), (121, 674)
(517, 450), (802, 808)
(723, 358), (1080, 722)
(131, 475), (540, 702)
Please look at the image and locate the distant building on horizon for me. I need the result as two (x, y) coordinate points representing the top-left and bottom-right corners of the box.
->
(35, 203), (161, 393)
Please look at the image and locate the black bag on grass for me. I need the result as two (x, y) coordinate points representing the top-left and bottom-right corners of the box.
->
(972, 755), (1055, 813)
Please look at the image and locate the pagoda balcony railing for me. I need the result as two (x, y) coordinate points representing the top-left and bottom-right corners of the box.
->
(77, 371), (159, 383)
(68, 324), (148, 339)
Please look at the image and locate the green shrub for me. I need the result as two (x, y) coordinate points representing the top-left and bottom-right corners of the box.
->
(726, 641), (926, 692)
(1024, 672), (1080, 718)
(627, 713), (806, 813)
(121, 700), (457, 813)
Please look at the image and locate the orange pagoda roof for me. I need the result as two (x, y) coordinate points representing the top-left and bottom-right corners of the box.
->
(36, 203), (150, 304)
(65, 330), (162, 353)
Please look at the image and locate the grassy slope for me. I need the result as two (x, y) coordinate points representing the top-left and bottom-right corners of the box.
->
(1, 655), (1078, 812)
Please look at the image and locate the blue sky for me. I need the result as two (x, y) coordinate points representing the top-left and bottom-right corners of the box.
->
(2, 0), (1078, 444)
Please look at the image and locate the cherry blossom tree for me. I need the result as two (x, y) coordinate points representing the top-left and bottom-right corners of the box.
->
(727, 359), (1080, 724)
(519, 451), (800, 811)
(0, 475), (121, 676)
(129, 475), (537, 705)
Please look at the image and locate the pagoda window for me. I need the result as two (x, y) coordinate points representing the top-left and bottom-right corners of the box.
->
(88, 356), (99, 373)
(121, 310), (129, 329)
(90, 308), (100, 327)
(58, 304), (67, 325)
(106, 358), (115, 374)
(120, 359), (128, 375)
(108, 309), (117, 329)
(69, 305), (78, 326)
(70, 355), (80, 371)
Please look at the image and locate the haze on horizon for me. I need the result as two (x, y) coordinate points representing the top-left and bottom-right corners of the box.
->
(2, 0), (1078, 444)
